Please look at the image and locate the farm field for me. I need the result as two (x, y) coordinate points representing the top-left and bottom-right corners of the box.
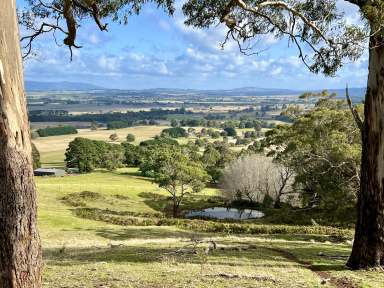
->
(32, 125), (262, 167)
(33, 126), (169, 167)
(36, 169), (384, 288)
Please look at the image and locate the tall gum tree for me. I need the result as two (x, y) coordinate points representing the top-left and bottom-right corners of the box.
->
(0, 0), (42, 287)
(1, 1), (174, 287)
(182, 0), (384, 269)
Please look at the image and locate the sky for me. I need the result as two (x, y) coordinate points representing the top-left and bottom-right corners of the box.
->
(17, 0), (368, 90)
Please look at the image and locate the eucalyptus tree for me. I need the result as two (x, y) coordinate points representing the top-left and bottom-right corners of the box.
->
(0, 1), (174, 287)
(183, 0), (384, 269)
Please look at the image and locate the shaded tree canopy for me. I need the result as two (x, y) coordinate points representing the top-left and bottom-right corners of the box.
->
(20, 0), (175, 59)
(182, 0), (372, 75)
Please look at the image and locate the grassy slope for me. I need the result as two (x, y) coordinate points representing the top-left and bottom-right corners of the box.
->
(37, 169), (384, 288)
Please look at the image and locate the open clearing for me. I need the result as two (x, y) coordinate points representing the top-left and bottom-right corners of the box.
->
(36, 169), (384, 288)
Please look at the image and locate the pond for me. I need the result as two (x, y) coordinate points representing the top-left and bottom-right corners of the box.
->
(185, 207), (265, 220)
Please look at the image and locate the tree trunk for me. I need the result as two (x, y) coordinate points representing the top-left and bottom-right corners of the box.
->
(347, 36), (384, 269)
(0, 1), (42, 287)
(173, 200), (179, 218)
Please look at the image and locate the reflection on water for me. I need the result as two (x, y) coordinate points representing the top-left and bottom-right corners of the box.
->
(185, 207), (264, 220)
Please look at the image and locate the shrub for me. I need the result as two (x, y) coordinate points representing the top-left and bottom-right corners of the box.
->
(223, 127), (237, 137)
(37, 125), (78, 137)
(71, 207), (353, 238)
(161, 127), (188, 138)
(126, 133), (135, 142)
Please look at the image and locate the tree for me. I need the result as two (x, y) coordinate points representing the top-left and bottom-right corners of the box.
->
(90, 121), (99, 131)
(36, 125), (78, 137)
(109, 133), (119, 142)
(100, 144), (124, 171)
(182, 0), (384, 269)
(32, 143), (41, 170)
(2, 0), (174, 286)
(202, 142), (236, 183)
(126, 133), (135, 143)
(221, 155), (292, 205)
(161, 127), (188, 138)
(122, 142), (142, 167)
(223, 127), (237, 137)
(0, 2), (43, 286)
(170, 119), (179, 127)
(265, 98), (361, 220)
(65, 138), (98, 173)
(65, 137), (124, 172)
(153, 150), (210, 217)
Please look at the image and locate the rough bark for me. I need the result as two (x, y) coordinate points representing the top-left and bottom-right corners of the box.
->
(0, 1), (42, 287)
(347, 35), (384, 269)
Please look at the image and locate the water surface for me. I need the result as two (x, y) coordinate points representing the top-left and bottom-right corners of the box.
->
(186, 207), (264, 220)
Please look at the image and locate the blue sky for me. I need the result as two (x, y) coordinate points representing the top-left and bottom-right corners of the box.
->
(17, 0), (368, 90)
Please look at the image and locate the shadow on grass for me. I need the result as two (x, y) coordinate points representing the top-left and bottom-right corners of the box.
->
(43, 243), (292, 267)
(42, 240), (353, 276)
(95, 227), (201, 241)
(231, 233), (351, 244)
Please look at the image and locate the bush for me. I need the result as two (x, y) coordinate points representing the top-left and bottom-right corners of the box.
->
(71, 207), (353, 238)
(126, 133), (135, 142)
(107, 121), (134, 130)
(223, 127), (237, 137)
(161, 127), (188, 138)
(37, 125), (77, 137)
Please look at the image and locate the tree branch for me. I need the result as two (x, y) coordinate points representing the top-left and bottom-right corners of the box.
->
(345, 85), (363, 132)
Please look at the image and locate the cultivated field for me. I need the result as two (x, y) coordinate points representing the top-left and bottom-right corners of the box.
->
(36, 169), (384, 288)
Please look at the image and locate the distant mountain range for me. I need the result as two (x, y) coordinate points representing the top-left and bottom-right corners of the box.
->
(24, 81), (366, 101)
(25, 81), (104, 91)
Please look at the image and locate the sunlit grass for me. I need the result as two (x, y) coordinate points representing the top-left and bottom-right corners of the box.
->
(36, 169), (383, 287)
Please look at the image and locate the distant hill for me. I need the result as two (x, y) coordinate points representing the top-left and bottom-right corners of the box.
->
(25, 81), (104, 91)
(328, 87), (366, 102)
(100, 87), (302, 97)
(24, 82), (366, 101)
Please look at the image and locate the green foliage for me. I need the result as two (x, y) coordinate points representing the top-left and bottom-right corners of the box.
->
(170, 118), (179, 127)
(161, 127), (188, 138)
(182, 0), (366, 75)
(140, 136), (178, 147)
(223, 127), (237, 137)
(37, 125), (78, 137)
(31, 142), (41, 169)
(107, 121), (133, 130)
(65, 137), (124, 173)
(140, 144), (210, 216)
(121, 142), (142, 166)
(265, 98), (361, 214)
(126, 133), (135, 142)
(202, 142), (236, 183)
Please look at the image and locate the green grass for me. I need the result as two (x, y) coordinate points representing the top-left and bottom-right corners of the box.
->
(36, 168), (383, 287)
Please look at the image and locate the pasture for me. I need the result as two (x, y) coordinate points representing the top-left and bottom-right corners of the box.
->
(36, 169), (383, 288)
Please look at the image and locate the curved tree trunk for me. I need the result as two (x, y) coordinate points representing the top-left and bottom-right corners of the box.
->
(0, 1), (42, 287)
(347, 35), (384, 269)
